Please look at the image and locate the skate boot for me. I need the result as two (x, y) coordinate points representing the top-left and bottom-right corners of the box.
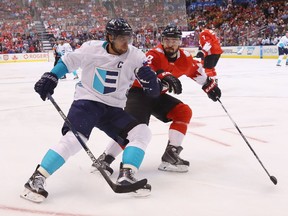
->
(91, 153), (114, 176)
(276, 63), (281, 66)
(158, 144), (190, 172)
(117, 163), (151, 197)
(20, 165), (48, 203)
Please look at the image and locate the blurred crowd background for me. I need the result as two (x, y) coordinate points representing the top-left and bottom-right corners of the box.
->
(0, 0), (287, 54)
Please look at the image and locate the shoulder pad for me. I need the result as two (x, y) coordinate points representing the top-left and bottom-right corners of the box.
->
(183, 50), (191, 57)
(155, 47), (165, 54)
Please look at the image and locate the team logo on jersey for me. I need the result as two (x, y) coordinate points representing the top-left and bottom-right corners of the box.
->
(93, 68), (118, 94)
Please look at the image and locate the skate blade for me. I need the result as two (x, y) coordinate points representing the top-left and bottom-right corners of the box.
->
(20, 188), (46, 203)
(158, 162), (189, 173)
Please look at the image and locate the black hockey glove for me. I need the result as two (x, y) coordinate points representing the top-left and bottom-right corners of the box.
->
(157, 70), (182, 94)
(34, 72), (58, 101)
(202, 77), (221, 102)
(135, 66), (160, 97)
(196, 50), (205, 60)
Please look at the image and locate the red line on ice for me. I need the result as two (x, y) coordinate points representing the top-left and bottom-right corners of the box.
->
(0, 204), (94, 216)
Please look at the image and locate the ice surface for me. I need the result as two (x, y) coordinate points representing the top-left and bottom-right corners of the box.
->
(0, 58), (287, 216)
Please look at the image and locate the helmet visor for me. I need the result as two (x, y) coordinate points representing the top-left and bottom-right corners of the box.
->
(113, 35), (133, 44)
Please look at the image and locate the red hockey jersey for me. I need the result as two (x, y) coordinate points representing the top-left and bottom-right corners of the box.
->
(132, 44), (207, 88)
(199, 29), (223, 55)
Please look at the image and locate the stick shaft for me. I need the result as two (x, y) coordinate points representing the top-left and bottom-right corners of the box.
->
(217, 98), (272, 178)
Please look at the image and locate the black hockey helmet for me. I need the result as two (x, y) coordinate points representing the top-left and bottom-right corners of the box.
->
(195, 21), (206, 31)
(198, 21), (206, 27)
(106, 18), (132, 37)
(161, 24), (182, 39)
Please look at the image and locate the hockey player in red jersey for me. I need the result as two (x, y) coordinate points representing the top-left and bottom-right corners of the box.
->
(92, 24), (221, 174)
(196, 21), (223, 81)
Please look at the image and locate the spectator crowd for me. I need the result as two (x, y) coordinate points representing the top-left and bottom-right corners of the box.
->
(0, 0), (42, 54)
(0, 0), (287, 54)
(187, 0), (287, 46)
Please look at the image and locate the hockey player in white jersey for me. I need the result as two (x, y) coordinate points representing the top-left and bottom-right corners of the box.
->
(21, 18), (166, 202)
(54, 37), (78, 79)
(53, 37), (73, 66)
(276, 30), (288, 66)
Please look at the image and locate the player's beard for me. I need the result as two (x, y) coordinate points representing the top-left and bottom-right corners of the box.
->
(164, 47), (178, 58)
(111, 42), (128, 55)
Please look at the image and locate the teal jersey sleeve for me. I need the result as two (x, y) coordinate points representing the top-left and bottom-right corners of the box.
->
(278, 42), (284, 48)
(50, 58), (69, 78)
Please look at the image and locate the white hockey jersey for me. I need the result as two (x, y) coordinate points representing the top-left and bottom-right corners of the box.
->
(56, 43), (73, 57)
(62, 40), (147, 108)
(277, 35), (288, 48)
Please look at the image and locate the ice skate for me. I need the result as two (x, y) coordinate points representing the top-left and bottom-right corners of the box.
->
(276, 63), (281, 66)
(158, 144), (189, 172)
(117, 163), (151, 197)
(91, 153), (114, 176)
(20, 165), (48, 203)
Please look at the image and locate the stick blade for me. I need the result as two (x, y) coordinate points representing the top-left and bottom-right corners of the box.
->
(270, 176), (277, 185)
(97, 165), (149, 193)
(113, 178), (148, 193)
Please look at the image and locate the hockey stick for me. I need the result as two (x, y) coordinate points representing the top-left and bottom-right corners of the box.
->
(217, 98), (277, 185)
(47, 94), (148, 193)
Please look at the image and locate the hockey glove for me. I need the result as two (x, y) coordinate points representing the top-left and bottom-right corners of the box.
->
(202, 77), (221, 102)
(34, 72), (58, 101)
(196, 50), (205, 60)
(135, 66), (160, 97)
(157, 70), (182, 94)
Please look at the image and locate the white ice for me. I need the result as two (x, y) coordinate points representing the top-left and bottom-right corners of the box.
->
(0, 58), (287, 216)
